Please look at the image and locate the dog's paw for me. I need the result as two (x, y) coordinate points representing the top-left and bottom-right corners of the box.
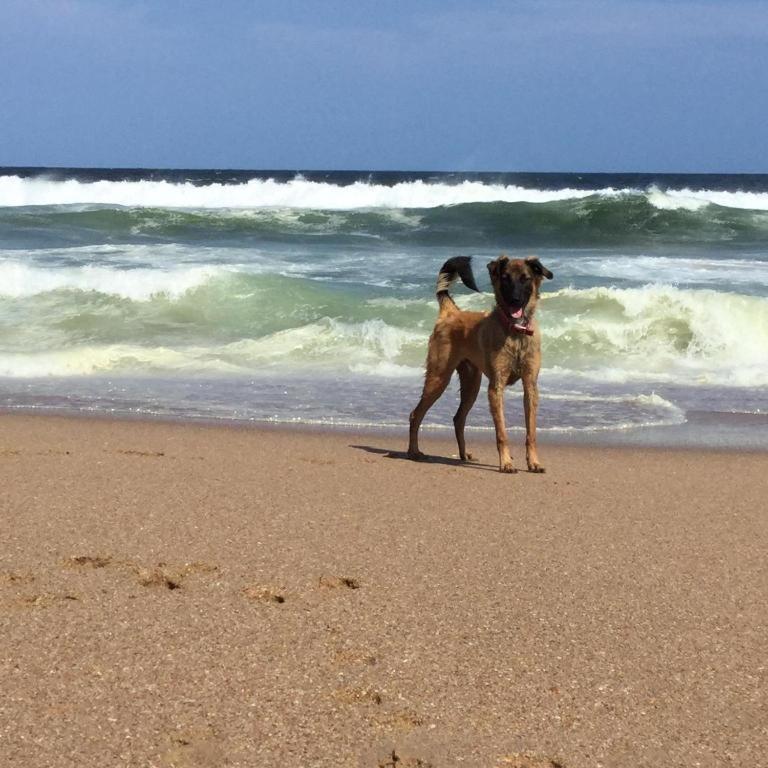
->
(527, 464), (546, 474)
(500, 463), (517, 474)
(406, 450), (428, 462)
(461, 452), (479, 463)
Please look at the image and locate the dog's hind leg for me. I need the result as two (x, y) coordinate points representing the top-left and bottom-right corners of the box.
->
(408, 368), (454, 460)
(454, 360), (481, 462)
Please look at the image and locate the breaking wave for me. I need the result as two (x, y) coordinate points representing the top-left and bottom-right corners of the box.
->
(3, 169), (766, 436)
(0, 174), (599, 209)
(4, 173), (768, 212)
(4, 190), (768, 248)
(1, 266), (766, 387)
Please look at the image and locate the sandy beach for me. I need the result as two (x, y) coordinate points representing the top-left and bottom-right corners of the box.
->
(1, 412), (766, 767)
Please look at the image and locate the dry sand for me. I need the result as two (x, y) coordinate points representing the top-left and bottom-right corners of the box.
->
(1, 412), (766, 767)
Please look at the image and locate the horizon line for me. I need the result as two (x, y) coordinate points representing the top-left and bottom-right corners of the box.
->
(3, 165), (768, 177)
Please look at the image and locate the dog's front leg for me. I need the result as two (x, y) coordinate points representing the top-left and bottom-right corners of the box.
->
(488, 379), (515, 473)
(523, 372), (545, 473)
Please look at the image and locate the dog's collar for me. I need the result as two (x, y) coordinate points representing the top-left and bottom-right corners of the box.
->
(495, 305), (534, 336)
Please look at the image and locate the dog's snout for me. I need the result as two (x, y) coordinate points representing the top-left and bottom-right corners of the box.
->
(502, 274), (532, 308)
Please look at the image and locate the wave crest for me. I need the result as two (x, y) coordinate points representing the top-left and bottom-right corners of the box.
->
(5, 195), (768, 248)
(1, 273), (766, 387)
(542, 286), (768, 385)
(3, 174), (768, 214)
(0, 175), (596, 209)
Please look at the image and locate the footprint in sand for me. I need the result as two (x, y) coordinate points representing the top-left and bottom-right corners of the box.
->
(372, 709), (425, 731)
(376, 748), (434, 768)
(318, 575), (361, 591)
(1, 449), (72, 456)
(1, 571), (36, 585)
(65, 555), (113, 569)
(114, 449), (166, 457)
(299, 456), (335, 466)
(2, 570), (79, 609)
(6, 593), (80, 609)
(334, 685), (383, 706)
(327, 613), (424, 736)
(135, 566), (183, 590)
(241, 584), (286, 604)
(332, 647), (378, 667)
(159, 725), (224, 768)
(335, 689), (427, 753)
(497, 754), (565, 768)
(64, 555), (219, 591)
(133, 562), (219, 591)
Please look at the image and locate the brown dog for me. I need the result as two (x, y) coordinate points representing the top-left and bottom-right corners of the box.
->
(407, 255), (553, 473)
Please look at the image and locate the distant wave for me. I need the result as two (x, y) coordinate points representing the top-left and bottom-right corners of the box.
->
(4, 193), (768, 247)
(0, 175), (596, 208)
(3, 173), (768, 213)
(5, 245), (768, 295)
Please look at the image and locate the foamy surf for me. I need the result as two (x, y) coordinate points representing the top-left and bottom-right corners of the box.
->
(543, 286), (768, 387)
(0, 259), (230, 300)
(0, 175), (596, 209)
(2, 263), (767, 387)
(1, 167), (767, 441)
(3, 173), (768, 213)
(0, 373), (688, 435)
(564, 254), (768, 291)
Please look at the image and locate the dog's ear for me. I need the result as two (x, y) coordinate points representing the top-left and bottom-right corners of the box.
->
(487, 255), (509, 283)
(526, 256), (553, 280)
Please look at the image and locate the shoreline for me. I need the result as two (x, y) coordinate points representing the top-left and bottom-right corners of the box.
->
(2, 403), (767, 454)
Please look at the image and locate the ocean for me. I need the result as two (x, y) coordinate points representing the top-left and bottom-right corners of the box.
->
(1, 167), (767, 448)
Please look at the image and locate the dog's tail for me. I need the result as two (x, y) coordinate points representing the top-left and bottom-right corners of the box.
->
(435, 256), (480, 313)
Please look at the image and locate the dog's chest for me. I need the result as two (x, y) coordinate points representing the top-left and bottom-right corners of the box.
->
(502, 334), (534, 374)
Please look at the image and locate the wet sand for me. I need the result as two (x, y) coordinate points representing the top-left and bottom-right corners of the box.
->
(1, 412), (767, 767)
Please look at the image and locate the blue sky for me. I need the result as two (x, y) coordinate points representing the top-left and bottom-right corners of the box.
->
(1, 0), (766, 171)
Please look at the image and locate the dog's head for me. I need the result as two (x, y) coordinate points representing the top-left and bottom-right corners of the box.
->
(487, 255), (553, 316)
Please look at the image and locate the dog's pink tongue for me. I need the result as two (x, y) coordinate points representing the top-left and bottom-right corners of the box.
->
(511, 308), (523, 319)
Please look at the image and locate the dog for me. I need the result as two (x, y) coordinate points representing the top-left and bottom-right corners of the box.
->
(407, 255), (553, 473)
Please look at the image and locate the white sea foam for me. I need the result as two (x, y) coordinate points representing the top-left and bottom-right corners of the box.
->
(541, 285), (768, 386)
(647, 186), (768, 211)
(566, 254), (768, 288)
(225, 318), (426, 369)
(545, 391), (679, 409)
(0, 318), (427, 378)
(645, 186), (709, 211)
(0, 259), (230, 300)
(0, 345), (252, 377)
(349, 360), (423, 377)
(0, 175), (595, 209)
(2, 265), (766, 387)
(3, 173), (768, 212)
